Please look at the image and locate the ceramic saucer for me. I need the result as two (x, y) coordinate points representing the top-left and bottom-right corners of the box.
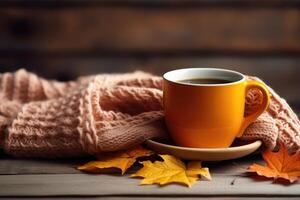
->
(145, 139), (262, 161)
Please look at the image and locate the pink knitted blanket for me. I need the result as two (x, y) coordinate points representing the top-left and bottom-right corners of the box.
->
(0, 69), (299, 158)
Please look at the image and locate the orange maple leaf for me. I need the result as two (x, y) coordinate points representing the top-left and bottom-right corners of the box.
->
(248, 143), (300, 183)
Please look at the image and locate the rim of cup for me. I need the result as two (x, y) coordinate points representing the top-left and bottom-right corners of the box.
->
(163, 68), (246, 87)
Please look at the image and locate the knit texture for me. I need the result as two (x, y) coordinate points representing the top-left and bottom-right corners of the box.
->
(0, 69), (299, 158)
(243, 76), (300, 153)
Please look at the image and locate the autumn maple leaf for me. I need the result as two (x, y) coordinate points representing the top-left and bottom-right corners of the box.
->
(248, 143), (300, 183)
(78, 145), (152, 174)
(132, 155), (211, 187)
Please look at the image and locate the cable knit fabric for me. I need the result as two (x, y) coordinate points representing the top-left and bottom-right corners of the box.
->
(0, 69), (166, 158)
(0, 69), (299, 158)
(243, 76), (300, 153)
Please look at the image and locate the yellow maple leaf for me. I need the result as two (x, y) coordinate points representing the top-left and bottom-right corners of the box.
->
(132, 155), (211, 187)
(78, 145), (152, 174)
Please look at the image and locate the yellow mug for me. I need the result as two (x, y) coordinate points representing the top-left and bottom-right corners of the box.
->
(163, 68), (270, 148)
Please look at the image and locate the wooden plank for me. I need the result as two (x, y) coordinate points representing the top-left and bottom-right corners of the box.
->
(0, 0), (300, 7)
(0, 8), (299, 54)
(3, 198), (300, 200)
(0, 56), (299, 103)
(0, 173), (299, 197)
(0, 153), (262, 175)
(0, 157), (85, 175)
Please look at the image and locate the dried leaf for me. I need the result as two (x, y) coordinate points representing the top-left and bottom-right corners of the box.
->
(132, 155), (211, 187)
(248, 143), (300, 183)
(78, 145), (152, 174)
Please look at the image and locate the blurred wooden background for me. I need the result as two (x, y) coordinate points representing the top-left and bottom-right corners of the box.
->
(0, 0), (299, 111)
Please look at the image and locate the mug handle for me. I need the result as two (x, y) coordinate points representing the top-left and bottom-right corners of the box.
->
(236, 80), (270, 137)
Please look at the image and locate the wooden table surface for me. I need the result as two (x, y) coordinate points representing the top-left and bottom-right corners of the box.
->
(0, 0), (299, 199)
(0, 153), (299, 200)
